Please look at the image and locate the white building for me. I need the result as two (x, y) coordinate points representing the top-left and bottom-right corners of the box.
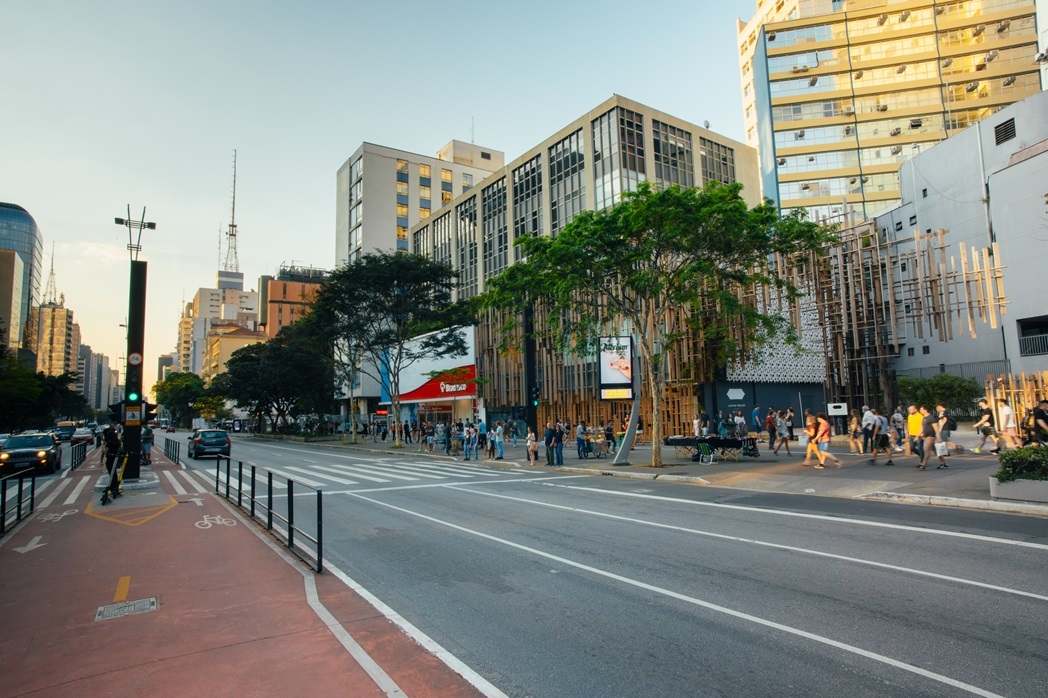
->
(175, 272), (258, 376)
(874, 89), (1048, 378)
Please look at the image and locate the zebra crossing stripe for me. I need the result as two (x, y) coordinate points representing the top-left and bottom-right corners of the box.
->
(63, 476), (91, 505)
(393, 460), (505, 477)
(262, 466), (327, 489)
(285, 465), (358, 485)
(324, 462), (420, 482)
(39, 479), (72, 508)
(163, 470), (187, 495)
(179, 470), (210, 493)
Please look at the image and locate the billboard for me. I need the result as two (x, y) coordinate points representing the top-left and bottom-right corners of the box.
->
(599, 336), (634, 400)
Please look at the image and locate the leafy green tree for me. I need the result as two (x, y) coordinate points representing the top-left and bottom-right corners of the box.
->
(221, 343), (272, 431)
(154, 372), (206, 428)
(0, 352), (42, 430)
(480, 181), (832, 466)
(896, 374), (981, 414)
(313, 252), (470, 447)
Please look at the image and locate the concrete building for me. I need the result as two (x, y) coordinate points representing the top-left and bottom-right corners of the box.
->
(874, 88), (1048, 379)
(157, 353), (174, 383)
(258, 265), (327, 339)
(201, 323), (268, 385)
(335, 140), (504, 266)
(749, 0), (1042, 222)
(33, 303), (79, 377)
(0, 202), (43, 348)
(175, 272), (259, 376)
(0, 249), (23, 349)
(738, 0), (803, 150)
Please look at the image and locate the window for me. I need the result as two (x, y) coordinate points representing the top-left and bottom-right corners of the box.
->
(895, 221), (903, 231)
(593, 108), (647, 210)
(457, 197), (479, 297)
(512, 154), (543, 260)
(699, 138), (735, 185)
(397, 181), (408, 195)
(922, 188), (928, 198)
(463, 173), (473, 191)
(350, 157), (363, 182)
(549, 129), (586, 235)
(481, 151), (492, 160)
(907, 347), (915, 357)
(482, 178), (508, 281)
(653, 119), (694, 188)
(909, 215), (917, 225)
(419, 185), (431, 200)
(396, 203), (408, 217)
(994, 118), (1016, 145)
(441, 169), (452, 183)
(922, 346), (930, 355)
(442, 190), (452, 204)
(419, 164), (431, 178)
(419, 208), (431, 220)
(396, 159), (408, 172)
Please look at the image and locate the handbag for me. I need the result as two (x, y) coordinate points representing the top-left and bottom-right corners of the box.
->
(934, 441), (949, 457)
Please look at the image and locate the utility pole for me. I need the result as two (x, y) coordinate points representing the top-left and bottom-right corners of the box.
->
(114, 206), (155, 480)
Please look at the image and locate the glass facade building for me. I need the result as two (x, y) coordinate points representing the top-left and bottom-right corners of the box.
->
(0, 202), (43, 347)
(749, 0), (1042, 221)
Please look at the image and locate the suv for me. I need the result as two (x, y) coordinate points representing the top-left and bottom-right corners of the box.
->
(1, 432), (62, 475)
(188, 429), (231, 459)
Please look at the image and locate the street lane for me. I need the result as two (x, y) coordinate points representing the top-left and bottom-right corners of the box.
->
(182, 438), (1048, 697)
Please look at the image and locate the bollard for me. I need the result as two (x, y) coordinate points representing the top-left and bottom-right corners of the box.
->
(287, 480), (295, 551)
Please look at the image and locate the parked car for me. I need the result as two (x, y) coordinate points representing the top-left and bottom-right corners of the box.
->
(0, 432), (62, 475)
(70, 428), (95, 446)
(187, 429), (230, 459)
(0, 433), (9, 448)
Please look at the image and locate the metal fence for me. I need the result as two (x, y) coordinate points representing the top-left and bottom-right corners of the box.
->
(1, 470), (37, 536)
(1020, 334), (1048, 357)
(213, 457), (323, 572)
(894, 359), (1012, 382)
(164, 437), (181, 465)
(70, 442), (89, 471)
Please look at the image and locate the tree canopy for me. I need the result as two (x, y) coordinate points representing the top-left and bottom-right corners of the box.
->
(480, 180), (833, 466)
(153, 372), (205, 428)
(312, 251), (471, 446)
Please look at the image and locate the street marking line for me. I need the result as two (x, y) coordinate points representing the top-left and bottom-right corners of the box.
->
(347, 491), (1006, 698)
(63, 477), (91, 505)
(39, 479), (72, 508)
(178, 471), (210, 493)
(84, 497), (179, 526)
(325, 463), (419, 481)
(284, 465), (357, 486)
(448, 486), (1048, 603)
(552, 484), (1048, 551)
(260, 466), (327, 489)
(114, 576), (130, 602)
(162, 470), (187, 495)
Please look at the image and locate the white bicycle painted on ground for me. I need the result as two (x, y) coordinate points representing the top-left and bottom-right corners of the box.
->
(195, 514), (237, 529)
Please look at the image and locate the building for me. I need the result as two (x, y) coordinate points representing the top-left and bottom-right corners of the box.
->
(749, 0), (1042, 222)
(873, 89), (1048, 379)
(175, 272), (259, 376)
(0, 249), (24, 348)
(0, 202), (43, 348)
(335, 140), (504, 266)
(258, 265), (327, 339)
(410, 95), (792, 430)
(738, 0), (803, 150)
(201, 323), (268, 385)
(157, 353), (174, 383)
(33, 302), (79, 377)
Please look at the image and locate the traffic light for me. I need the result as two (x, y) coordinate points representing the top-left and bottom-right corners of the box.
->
(108, 401), (124, 423)
(143, 401), (157, 424)
(530, 386), (541, 407)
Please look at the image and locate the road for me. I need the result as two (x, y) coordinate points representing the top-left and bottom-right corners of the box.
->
(186, 437), (1048, 695)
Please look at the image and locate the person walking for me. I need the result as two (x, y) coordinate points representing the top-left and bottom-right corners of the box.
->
(751, 405), (762, 436)
(576, 421), (587, 459)
(937, 404), (959, 454)
(997, 399), (1022, 451)
(860, 405), (876, 455)
(890, 407), (906, 452)
(101, 423), (121, 472)
(906, 405), (924, 458)
(814, 412), (842, 469)
(477, 418), (487, 453)
(800, 412), (821, 467)
(785, 408), (795, 442)
(772, 410), (792, 456)
(553, 422), (565, 465)
(971, 399), (999, 453)
(494, 420), (504, 460)
(544, 422), (556, 465)
(868, 409), (894, 466)
(848, 409), (864, 454)
(525, 427), (538, 465)
(765, 408), (776, 448)
(918, 405), (948, 470)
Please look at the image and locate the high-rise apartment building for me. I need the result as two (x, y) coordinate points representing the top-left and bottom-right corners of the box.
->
(175, 272), (258, 376)
(738, 0), (804, 149)
(258, 265), (327, 339)
(0, 202), (43, 348)
(335, 140), (504, 266)
(34, 302), (79, 377)
(747, 0), (1042, 222)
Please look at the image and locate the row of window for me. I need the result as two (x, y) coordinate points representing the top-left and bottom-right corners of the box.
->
(778, 171), (899, 201)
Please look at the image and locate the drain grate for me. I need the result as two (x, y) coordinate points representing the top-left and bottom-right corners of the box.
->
(95, 597), (158, 621)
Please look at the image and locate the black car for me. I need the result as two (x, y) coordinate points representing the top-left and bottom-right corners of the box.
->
(1, 433), (62, 475)
(188, 429), (230, 459)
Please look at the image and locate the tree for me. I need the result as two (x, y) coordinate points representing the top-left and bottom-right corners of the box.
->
(313, 252), (471, 448)
(897, 374), (981, 415)
(221, 343), (273, 432)
(480, 181), (832, 466)
(0, 352), (42, 430)
(154, 372), (205, 428)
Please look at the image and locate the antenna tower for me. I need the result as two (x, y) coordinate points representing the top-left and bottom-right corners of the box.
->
(222, 149), (240, 272)
(44, 243), (58, 305)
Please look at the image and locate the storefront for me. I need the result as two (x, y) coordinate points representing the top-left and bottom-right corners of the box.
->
(379, 327), (478, 427)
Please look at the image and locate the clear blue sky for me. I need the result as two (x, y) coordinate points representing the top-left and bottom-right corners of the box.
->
(2, 0), (756, 394)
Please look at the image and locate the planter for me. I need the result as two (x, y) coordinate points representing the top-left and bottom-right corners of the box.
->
(989, 476), (1048, 504)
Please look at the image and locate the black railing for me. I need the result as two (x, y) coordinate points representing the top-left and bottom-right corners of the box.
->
(1020, 334), (1048, 357)
(70, 441), (89, 470)
(164, 437), (181, 465)
(213, 456), (323, 572)
(1, 469), (37, 536)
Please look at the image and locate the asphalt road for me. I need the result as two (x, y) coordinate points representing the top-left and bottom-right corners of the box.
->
(182, 437), (1048, 698)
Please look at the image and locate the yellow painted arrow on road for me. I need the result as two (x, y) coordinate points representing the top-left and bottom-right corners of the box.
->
(85, 497), (178, 526)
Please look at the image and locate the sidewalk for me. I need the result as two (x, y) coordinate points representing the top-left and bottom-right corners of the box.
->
(0, 450), (486, 698)
(324, 428), (1048, 517)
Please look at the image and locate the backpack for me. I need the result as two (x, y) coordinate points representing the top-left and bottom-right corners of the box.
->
(945, 414), (957, 431)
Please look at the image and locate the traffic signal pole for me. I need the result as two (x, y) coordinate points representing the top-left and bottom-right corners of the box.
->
(122, 260), (147, 479)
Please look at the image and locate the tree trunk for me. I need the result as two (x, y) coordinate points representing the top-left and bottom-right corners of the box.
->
(647, 360), (665, 467)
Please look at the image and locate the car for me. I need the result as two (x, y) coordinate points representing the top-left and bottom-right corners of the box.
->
(165, 425), (176, 433)
(0, 433), (9, 448)
(70, 428), (95, 446)
(0, 432), (62, 475)
(54, 422), (76, 441)
(187, 429), (230, 459)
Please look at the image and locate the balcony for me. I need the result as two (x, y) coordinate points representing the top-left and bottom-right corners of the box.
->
(1020, 333), (1048, 357)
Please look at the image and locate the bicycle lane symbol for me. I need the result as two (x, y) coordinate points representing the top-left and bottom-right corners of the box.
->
(38, 509), (78, 523)
(195, 514), (237, 529)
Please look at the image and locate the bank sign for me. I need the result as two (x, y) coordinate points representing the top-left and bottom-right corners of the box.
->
(396, 365), (477, 403)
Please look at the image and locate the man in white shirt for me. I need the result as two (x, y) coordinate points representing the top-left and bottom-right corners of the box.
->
(692, 415), (701, 438)
(860, 405), (876, 454)
(997, 398), (1022, 451)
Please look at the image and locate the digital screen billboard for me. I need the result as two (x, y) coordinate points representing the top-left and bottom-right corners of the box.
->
(598, 336), (634, 400)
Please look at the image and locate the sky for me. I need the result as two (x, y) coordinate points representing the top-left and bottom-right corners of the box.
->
(2, 0), (756, 396)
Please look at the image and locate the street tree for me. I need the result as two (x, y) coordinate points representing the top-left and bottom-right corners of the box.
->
(221, 343), (272, 432)
(480, 181), (832, 467)
(153, 372), (205, 428)
(313, 252), (471, 448)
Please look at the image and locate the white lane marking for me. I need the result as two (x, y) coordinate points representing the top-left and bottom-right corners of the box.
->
(553, 484), (1048, 551)
(14, 535), (47, 554)
(312, 466), (391, 484)
(358, 463), (449, 480)
(347, 491), (1005, 698)
(214, 468), (287, 490)
(327, 463), (420, 482)
(63, 477), (91, 505)
(449, 486), (1048, 603)
(301, 458), (317, 464)
(284, 465), (358, 486)
(163, 470), (187, 495)
(179, 471), (210, 494)
(262, 466), (327, 489)
(398, 461), (506, 477)
(38, 479), (72, 508)
(320, 474), (588, 496)
(211, 498), (410, 697)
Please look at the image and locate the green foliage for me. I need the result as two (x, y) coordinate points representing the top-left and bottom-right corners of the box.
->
(896, 374), (981, 413)
(994, 447), (1048, 483)
(154, 372), (205, 428)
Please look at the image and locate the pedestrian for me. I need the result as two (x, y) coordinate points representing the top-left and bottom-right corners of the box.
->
(772, 410), (792, 456)
(868, 409), (894, 466)
(544, 421), (556, 465)
(462, 426), (472, 461)
(917, 405), (948, 470)
(814, 412), (842, 469)
(906, 405), (924, 458)
(700, 410), (710, 438)
(402, 420), (412, 444)
(800, 411), (820, 467)
(576, 420), (587, 459)
(848, 408), (864, 454)
(553, 422), (565, 465)
(890, 406), (906, 452)
(936, 404), (959, 454)
(101, 424), (121, 472)
(603, 420), (616, 455)
(997, 399), (1022, 451)
(765, 408), (776, 447)
(141, 423), (154, 465)
(525, 427), (538, 465)
(860, 405), (876, 455)
(425, 422), (435, 453)
(734, 411), (747, 436)
(971, 399), (999, 453)
(494, 420), (504, 460)
(751, 404), (762, 435)
(692, 414), (701, 438)
(1031, 399), (1048, 446)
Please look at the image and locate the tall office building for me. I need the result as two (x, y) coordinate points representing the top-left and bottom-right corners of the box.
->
(34, 303), (79, 377)
(738, 0), (804, 149)
(747, 0), (1042, 222)
(175, 271), (259, 376)
(0, 249), (23, 348)
(335, 140), (504, 266)
(0, 202), (44, 348)
(258, 265), (327, 339)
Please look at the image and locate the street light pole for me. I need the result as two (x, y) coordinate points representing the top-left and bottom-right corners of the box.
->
(114, 206), (154, 480)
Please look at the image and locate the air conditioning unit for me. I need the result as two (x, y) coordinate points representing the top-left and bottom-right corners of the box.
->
(1003, 76), (1017, 86)
(842, 105), (854, 115)
(985, 50), (999, 63)
(877, 14), (888, 26)
(966, 81), (980, 92)
(876, 104), (888, 112)
(844, 125), (854, 135)
(972, 24), (985, 37)
(861, 176), (870, 183)
(777, 157), (786, 165)
(890, 127), (902, 136)
(796, 129), (806, 138)
(801, 183), (810, 191)
(910, 118), (923, 129)
(900, 11), (910, 21)
(808, 76), (819, 87)
(854, 70), (864, 79)
(1035, 52), (1048, 64)
(896, 64), (907, 74)
(935, 6), (945, 15)
(997, 20), (1010, 33)
(942, 58), (953, 68)
(849, 177), (858, 185)
(891, 145), (903, 155)
(807, 156), (815, 162)
(767, 31), (777, 41)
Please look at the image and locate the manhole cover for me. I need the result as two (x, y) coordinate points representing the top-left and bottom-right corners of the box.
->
(95, 597), (158, 621)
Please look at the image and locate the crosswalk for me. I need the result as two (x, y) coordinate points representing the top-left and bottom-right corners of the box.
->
(2, 467), (213, 514)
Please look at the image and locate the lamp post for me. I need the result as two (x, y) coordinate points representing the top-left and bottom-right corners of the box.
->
(114, 206), (154, 480)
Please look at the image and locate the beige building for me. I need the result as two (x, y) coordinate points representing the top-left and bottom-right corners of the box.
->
(176, 271), (258, 375)
(258, 265), (327, 339)
(33, 302), (80, 377)
(201, 323), (268, 385)
(738, 0), (804, 149)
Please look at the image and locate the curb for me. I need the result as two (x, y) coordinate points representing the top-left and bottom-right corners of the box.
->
(859, 491), (1048, 517)
(559, 467), (657, 481)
